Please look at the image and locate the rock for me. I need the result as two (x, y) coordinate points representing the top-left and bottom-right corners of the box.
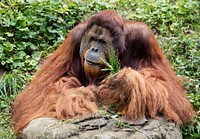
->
(22, 115), (182, 139)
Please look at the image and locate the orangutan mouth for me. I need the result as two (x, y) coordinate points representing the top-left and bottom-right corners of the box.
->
(86, 59), (99, 66)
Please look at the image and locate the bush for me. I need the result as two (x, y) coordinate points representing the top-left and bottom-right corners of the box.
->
(0, 0), (84, 71)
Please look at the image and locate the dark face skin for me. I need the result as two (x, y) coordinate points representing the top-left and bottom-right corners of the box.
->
(80, 25), (113, 83)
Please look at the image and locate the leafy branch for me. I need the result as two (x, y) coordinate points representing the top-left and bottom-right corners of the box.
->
(100, 48), (120, 75)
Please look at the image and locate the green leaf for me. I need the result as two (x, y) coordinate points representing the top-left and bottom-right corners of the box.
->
(18, 27), (29, 31)
(0, 37), (6, 40)
(4, 42), (15, 52)
(32, 51), (41, 61)
(5, 32), (14, 37)
(17, 51), (26, 60)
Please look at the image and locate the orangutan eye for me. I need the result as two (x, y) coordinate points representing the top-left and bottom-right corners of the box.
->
(99, 39), (106, 44)
(90, 36), (97, 41)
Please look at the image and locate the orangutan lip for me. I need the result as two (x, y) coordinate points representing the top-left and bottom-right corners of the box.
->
(86, 60), (99, 66)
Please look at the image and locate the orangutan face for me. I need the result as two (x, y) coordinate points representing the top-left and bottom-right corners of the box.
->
(80, 25), (113, 82)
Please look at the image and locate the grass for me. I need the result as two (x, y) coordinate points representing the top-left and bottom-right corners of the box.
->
(101, 48), (121, 75)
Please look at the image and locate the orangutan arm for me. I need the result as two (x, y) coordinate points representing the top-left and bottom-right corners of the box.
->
(43, 77), (98, 120)
(97, 67), (192, 124)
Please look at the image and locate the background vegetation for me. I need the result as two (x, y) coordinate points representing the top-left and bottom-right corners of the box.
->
(0, 0), (199, 138)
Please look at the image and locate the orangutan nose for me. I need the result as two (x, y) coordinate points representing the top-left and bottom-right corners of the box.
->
(91, 47), (99, 52)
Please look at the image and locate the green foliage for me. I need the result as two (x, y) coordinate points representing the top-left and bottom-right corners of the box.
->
(101, 49), (120, 75)
(159, 34), (200, 95)
(0, 102), (16, 139)
(0, 0), (83, 71)
(0, 71), (30, 97)
(115, 0), (200, 36)
(181, 115), (200, 139)
(0, 0), (199, 138)
(74, 0), (115, 20)
(0, 71), (29, 138)
(188, 93), (200, 111)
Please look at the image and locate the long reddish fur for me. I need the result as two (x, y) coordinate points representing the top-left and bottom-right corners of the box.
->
(11, 10), (195, 134)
